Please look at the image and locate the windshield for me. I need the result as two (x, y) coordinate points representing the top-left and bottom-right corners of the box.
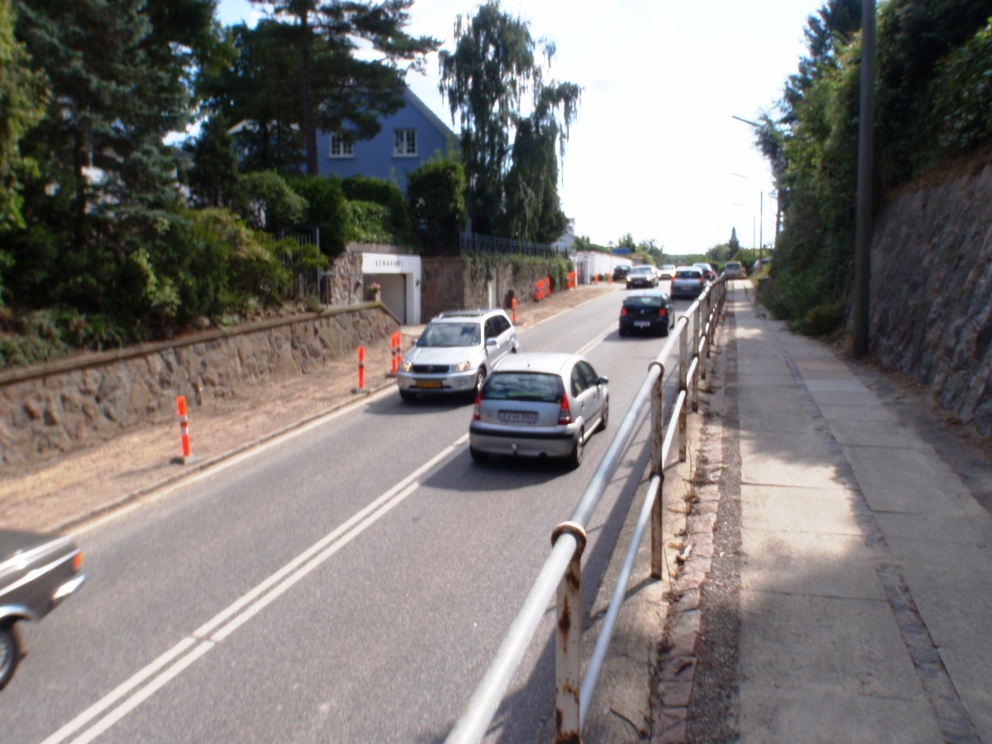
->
(630, 267), (652, 275)
(418, 322), (481, 348)
(482, 372), (564, 402)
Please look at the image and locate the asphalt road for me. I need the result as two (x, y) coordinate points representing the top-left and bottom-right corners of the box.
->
(3, 285), (703, 744)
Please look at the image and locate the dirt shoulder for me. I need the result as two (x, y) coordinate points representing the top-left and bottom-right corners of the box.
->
(0, 286), (614, 533)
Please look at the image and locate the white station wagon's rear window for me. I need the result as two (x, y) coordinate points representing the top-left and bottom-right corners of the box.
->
(482, 373), (564, 402)
(676, 270), (702, 279)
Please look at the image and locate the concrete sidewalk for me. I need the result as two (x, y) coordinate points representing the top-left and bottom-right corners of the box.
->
(700, 282), (992, 742)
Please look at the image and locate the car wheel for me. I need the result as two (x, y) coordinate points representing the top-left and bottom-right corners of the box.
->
(0, 623), (22, 690)
(597, 399), (609, 432)
(399, 389), (416, 402)
(471, 368), (487, 398)
(566, 431), (584, 469)
(470, 446), (488, 464)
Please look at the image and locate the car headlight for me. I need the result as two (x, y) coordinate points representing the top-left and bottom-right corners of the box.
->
(399, 358), (413, 372)
(452, 361), (473, 372)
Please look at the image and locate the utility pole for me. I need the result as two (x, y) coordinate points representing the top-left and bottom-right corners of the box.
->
(852, 0), (876, 357)
(759, 192), (764, 260)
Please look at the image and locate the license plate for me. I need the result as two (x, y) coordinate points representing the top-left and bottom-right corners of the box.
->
(634, 321), (651, 328)
(498, 410), (538, 424)
(415, 380), (442, 389)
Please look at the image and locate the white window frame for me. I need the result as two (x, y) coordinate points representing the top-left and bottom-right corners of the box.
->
(329, 132), (354, 158)
(393, 128), (417, 157)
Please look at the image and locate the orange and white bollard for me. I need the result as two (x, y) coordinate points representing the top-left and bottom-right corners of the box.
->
(170, 395), (202, 465)
(352, 345), (366, 393)
(511, 297), (517, 324)
(390, 332), (401, 375)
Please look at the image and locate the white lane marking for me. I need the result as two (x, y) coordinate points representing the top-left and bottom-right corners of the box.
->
(70, 386), (396, 538)
(38, 637), (197, 744)
(193, 435), (465, 639)
(68, 642), (215, 744)
(41, 435), (467, 744)
(211, 479), (420, 642)
(575, 324), (617, 358)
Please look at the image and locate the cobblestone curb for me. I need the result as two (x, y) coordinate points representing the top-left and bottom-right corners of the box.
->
(651, 324), (728, 744)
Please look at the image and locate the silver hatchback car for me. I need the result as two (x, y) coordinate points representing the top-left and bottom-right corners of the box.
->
(397, 309), (518, 401)
(468, 353), (609, 468)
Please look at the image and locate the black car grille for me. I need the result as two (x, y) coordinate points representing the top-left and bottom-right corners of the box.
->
(412, 364), (450, 374)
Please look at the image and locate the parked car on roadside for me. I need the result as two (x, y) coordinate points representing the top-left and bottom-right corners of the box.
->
(469, 353), (609, 469)
(619, 290), (675, 337)
(752, 257), (772, 274)
(625, 265), (659, 289)
(657, 264), (677, 280)
(723, 261), (746, 279)
(671, 267), (707, 299)
(1, 530), (86, 689)
(612, 265), (631, 282)
(397, 309), (518, 401)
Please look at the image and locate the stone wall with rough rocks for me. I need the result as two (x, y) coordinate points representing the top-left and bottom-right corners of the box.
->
(420, 256), (563, 321)
(0, 303), (398, 468)
(870, 162), (992, 437)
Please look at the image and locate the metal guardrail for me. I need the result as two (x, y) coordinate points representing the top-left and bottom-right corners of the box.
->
(445, 279), (728, 744)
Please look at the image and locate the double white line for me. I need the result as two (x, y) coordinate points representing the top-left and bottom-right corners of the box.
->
(43, 320), (619, 744)
(41, 435), (468, 744)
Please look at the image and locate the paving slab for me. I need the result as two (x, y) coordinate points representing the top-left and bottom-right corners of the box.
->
(739, 684), (943, 744)
(826, 419), (919, 448)
(739, 591), (925, 696)
(741, 484), (862, 535)
(741, 529), (886, 600)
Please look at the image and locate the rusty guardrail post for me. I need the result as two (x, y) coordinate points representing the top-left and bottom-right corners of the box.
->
(692, 304), (701, 413)
(553, 522), (587, 744)
(678, 320), (688, 462)
(649, 361), (665, 579)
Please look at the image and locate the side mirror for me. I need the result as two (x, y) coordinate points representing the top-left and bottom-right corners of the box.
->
(486, 337), (497, 348)
(413, 336), (421, 346)
(598, 376), (609, 385)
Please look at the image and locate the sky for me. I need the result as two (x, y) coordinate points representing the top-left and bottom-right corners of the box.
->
(216, 0), (822, 255)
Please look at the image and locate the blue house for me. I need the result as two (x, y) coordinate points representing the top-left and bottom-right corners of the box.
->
(317, 88), (458, 192)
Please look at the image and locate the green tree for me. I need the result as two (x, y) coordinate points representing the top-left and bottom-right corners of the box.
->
(246, 1), (438, 176)
(186, 114), (240, 208)
(0, 0), (46, 235)
(234, 170), (307, 232)
(407, 151), (466, 253)
(439, 1), (580, 239)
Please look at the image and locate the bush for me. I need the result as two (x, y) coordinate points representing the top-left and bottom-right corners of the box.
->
(345, 200), (394, 244)
(285, 175), (349, 257)
(407, 153), (467, 254)
(805, 301), (846, 337)
(342, 176), (413, 245)
(233, 171), (307, 232)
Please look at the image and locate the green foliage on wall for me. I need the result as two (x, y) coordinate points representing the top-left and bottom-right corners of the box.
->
(756, 0), (992, 333)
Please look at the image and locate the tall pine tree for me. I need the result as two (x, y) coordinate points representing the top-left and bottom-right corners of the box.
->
(245, 1), (438, 176)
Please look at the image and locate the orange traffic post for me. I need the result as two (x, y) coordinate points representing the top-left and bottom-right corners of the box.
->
(170, 395), (202, 465)
(352, 345), (366, 393)
(511, 297), (517, 324)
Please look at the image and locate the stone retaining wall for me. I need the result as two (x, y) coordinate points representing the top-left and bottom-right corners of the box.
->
(870, 162), (992, 437)
(420, 256), (562, 320)
(0, 303), (398, 468)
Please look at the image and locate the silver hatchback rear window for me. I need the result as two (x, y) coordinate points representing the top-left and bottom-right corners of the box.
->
(482, 373), (564, 402)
